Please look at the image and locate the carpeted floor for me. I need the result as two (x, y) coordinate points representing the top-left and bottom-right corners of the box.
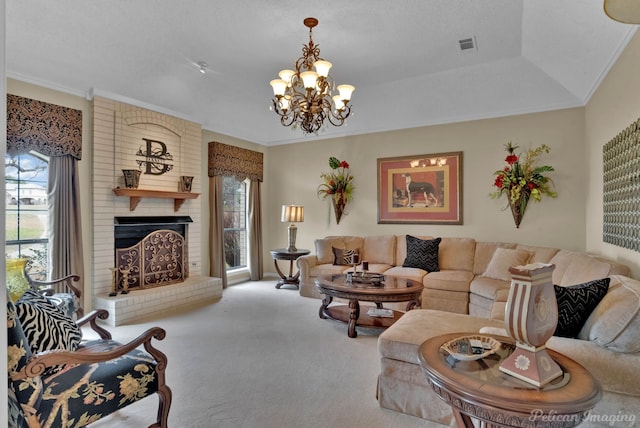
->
(88, 279), (443, 428)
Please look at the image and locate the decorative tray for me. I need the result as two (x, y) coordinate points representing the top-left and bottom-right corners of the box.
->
(440, 335), (501, 361)
(346, 272), (385, 285)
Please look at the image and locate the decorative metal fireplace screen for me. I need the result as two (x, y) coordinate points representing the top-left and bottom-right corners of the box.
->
(116, 229), (188, 290)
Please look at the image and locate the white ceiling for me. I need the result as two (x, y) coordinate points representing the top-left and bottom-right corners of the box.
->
(6, 0), (638, 146)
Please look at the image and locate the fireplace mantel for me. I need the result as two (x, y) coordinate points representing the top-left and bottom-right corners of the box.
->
(113, 188), (200, 211)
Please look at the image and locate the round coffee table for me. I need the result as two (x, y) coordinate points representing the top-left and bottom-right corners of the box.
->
(314, 274), (423, 338)
(418, 332), (602, 428)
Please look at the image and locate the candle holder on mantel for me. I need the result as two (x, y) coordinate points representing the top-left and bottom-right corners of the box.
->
(499, 262), (562, 387)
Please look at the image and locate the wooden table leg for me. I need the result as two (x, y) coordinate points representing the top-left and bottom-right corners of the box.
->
(319, 295), (332, 319)
(453, 409), (475, 428)
(348, 299), (360, 338)
(274, 259), (299, 289)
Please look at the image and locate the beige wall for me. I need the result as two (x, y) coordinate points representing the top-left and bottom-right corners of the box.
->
(585, 29), (640, 279)
(265, 108), (588, 260)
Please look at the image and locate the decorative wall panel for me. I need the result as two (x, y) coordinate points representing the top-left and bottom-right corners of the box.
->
(603, 117), (640, 252)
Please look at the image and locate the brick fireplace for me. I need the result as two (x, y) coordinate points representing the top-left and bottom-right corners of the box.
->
(91, 96), (222, 326)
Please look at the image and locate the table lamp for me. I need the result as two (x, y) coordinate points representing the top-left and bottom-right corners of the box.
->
(281, 205), (304, 252)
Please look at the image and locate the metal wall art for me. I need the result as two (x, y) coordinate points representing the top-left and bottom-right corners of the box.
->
(603, 117), (640, 252)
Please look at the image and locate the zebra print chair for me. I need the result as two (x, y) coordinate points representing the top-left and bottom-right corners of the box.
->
(7, 289), (171, 428)
(25, 268), (83, 318)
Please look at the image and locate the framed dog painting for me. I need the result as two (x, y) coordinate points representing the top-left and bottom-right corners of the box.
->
(377, 151), (463, 224)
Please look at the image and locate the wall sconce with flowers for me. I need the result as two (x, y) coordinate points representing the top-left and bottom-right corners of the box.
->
(317, 157), (354, 224)
(490, 143), (557, 228)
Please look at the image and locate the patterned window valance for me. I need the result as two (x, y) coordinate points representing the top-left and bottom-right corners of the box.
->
(208, 142), (263, 182)
(6, 94), (82, 159)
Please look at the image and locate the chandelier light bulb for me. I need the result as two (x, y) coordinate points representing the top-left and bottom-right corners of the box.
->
(278, 69), (295, 84)
(314, 60), (332, 77)
(300, 70), (319, 89)
(337, 84), (355, 101)
(270, 79), (287, 96)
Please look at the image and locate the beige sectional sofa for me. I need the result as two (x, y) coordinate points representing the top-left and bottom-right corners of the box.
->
(297, 235), (639, 426)
(297, 235), (630, 317)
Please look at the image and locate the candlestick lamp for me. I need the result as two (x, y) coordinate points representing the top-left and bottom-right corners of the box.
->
(281, 205), (304, 252)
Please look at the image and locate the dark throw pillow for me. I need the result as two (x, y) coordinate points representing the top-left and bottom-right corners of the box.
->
(402, 236), (441, 272)
(333, 247), (360, 265)
(554, 278), (610, 338)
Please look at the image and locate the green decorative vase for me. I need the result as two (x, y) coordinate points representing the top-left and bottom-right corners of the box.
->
(6, 258), (30, 302)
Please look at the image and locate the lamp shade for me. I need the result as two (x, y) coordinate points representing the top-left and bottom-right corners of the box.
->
(281, 205), (304, 223)
(604, 0), (640, 23)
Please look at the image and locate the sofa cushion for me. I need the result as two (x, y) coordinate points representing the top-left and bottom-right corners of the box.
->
(438, 238), (476, 271)
(482, 248), (531, 282)
(554, 278), (610, 338)
(515, 244), (559, 264)
(315, 238), (345, 264)
(15, 289), (82, 358)
(578, 275), (640, 353)
(403, 236), (441, 272)
(378, 309), (504, 363)
(549, 250), (612, 286)
(423, 270), (474, 293)
(362, 235), (396, 265)
(473, 242), (517, 275)
(470, 276), (511, 300)
(333, 247), (359, 265)
(383, 266), (427, 283)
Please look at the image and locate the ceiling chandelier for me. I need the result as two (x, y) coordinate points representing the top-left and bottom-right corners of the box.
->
(270, 17), (355, 135)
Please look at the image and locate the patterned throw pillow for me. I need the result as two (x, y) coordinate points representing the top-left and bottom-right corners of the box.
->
(402, 236), (441, 272)
(483, 248), (531, 282)
(554, 278), (610, 338)
(16, 289), (82, 358)
(333, 247), (360, 265)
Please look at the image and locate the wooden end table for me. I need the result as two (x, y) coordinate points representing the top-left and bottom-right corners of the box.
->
(314, 274), (423, 338)
(270, 248), (310, 289)
(418, 332), (602, 428)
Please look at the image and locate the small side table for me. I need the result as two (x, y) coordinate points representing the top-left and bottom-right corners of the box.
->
(270, 248), (310, 289)
(419, 332), (602, 428)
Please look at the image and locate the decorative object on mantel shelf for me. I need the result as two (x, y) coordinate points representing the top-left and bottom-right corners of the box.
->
(490, 142), (557, 228)
(317, 157), (354, 225)
(179, 176), (194, 192)
(122, 169), (141, 189)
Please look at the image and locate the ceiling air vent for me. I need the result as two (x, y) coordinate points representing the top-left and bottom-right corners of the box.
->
(459, 37), (477, 52)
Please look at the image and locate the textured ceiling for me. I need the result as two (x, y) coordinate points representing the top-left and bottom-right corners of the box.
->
(6, 0), (638, 146)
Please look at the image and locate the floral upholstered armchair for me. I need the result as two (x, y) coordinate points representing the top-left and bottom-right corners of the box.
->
(7, 289), (171, 428)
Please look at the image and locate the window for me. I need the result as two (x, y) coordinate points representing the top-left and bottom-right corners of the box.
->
(5, 152), (49, 278)
(222, 176), (247, 271)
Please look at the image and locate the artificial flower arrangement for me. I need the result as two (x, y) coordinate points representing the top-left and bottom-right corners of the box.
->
(490, 142), (557, 227)
(317, 156), (354, 224)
